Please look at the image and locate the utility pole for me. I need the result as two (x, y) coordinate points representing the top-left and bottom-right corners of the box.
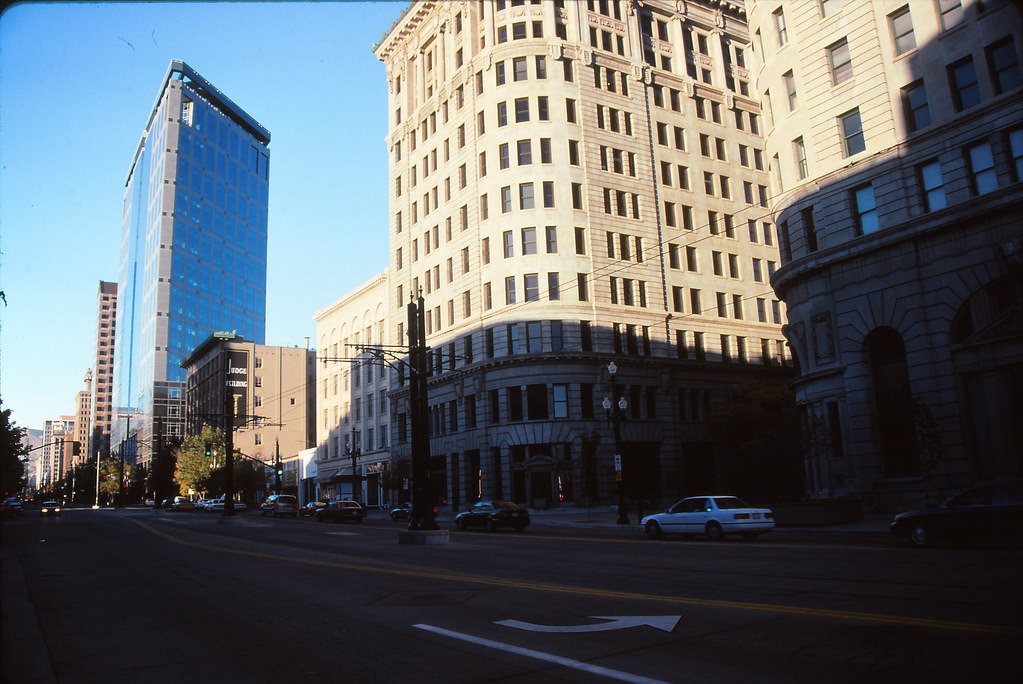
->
(407, 295), (437, 531)
(349, 427), (361, 502)
(274, 439), (282, 496)
(223, 347), (236, 516)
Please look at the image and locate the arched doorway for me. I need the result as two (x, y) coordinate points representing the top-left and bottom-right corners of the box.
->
(865, 327), (919, 477)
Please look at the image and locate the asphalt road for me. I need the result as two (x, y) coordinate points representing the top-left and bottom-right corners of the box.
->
(4, 506), (1022, 684)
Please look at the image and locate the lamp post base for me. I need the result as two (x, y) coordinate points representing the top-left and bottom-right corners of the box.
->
(398, 529), (450, 545)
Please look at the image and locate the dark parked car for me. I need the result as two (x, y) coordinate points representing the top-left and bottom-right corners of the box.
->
(455, 500), (530, 532)
(299, 501), (328, 517)
(315, 500), (366, 523)
(389, 503), (438, 521)
(890, 483), (1023, 547)
(1, 497), (24, 518)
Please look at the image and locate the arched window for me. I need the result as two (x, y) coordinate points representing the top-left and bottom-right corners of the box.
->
(865, 327), (919, 477)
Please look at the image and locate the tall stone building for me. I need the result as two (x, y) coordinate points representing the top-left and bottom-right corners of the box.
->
(89, 281), (117, 462)
(314, 274), (391, 505)
(374, 0), (792, 514)
(73, 372), (91, 469)
(113, 60), (270, 467)
(749, 0), (1023, 509)
(41, 417), (75, 489)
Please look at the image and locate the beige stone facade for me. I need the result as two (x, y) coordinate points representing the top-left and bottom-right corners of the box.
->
(88, 281), (117, 460)
(313, 274), (391, 505)
(750, 0), (1023, 509)
(374, 0), (793, 512)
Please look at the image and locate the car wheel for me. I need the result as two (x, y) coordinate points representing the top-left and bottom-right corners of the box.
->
(910, 525), (929, 547)
(645, 521), (664, 540)
(486, 518), (498, 531)
(705, 521), (724, 541)
(391, 513), (400, 521)
(456, 518), (467, 530)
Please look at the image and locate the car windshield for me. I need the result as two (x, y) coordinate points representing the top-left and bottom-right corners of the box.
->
(494, 501), (521, 510)
(713, 497), (751, 509)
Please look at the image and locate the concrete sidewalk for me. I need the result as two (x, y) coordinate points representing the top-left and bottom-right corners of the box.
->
(366, 506), (892, 534)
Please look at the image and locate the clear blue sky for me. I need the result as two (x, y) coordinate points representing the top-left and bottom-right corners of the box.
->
(0, 1), (408, 431)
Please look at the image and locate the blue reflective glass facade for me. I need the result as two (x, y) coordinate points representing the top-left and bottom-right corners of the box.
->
(113, 60), (269, 456)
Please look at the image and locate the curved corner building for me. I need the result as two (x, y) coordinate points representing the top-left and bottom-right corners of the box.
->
(374, 0), (793, 512)
(748, 0), (1023, 509)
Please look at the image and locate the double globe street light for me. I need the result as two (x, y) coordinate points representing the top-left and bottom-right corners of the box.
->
(602, 361), (630, 525)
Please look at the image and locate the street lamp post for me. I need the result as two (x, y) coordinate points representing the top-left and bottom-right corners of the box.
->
(602, 361), (629, 525)
(348, 427), (361, 502)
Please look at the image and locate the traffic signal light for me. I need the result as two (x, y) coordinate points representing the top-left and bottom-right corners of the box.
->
(204, 442), (212, 458)
(275, 464), (284, 477)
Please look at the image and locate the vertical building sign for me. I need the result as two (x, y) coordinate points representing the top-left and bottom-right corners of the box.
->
(225, 350), (249, 429)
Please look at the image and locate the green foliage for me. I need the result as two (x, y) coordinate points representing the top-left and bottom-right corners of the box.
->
(174, 424), (225, 497)
(706, 382), (805, 503)
(1, 399), (28, 496)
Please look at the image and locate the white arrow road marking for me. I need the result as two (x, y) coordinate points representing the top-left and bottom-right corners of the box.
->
(496, 615), (682, 633)
(413, 624), (670, 684)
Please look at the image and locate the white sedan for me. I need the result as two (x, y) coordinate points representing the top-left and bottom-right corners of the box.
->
(641, 496), (774, 541)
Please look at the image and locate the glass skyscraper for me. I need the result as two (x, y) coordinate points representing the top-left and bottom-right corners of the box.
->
(113, 59), (270, 464)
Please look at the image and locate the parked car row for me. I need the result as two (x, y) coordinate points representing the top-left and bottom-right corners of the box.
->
(889, 483), (1023, 547)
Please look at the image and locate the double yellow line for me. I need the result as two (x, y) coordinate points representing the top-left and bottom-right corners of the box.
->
(130, 518), (1020, 637)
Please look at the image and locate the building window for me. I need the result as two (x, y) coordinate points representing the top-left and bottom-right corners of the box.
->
(889, 6), (916, 55)
(505, 276), (516, 304)
(987, 37), (1023, 95)
(524, 273), (539, 301)
(828, 38), (853, 85)
(517, 139), (532, 165)
(515, 97), (530, 122)
(521, 227), (537, 255)
(783, 70), (798, 110)
(967, 142), (998, 195)
(577, 273), (588, 301)
(839, 108), (865, 157)
(793, 137), (808, 180)
(545, 225), (558, 253)
(772, 7), (788, 47)
(1008, 128), (1023, 181)
(852, 184), (879, 235)
(802, 207), (819, 252)
(548, 272), (560, 300)
(820, 0), (841, 18)
(901, 80), (931, 131)
(519, 183), (535, 209)
(937, 0), (964, 32)
(948, 57), (980, 111)
(918, 160), (947, 211)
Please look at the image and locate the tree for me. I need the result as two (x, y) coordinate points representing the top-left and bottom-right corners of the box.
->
(706, 382), (805, 503)
(1, 399), (28, 496)
(97, 456), (123, 503)
(173, 424), (224, 498)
